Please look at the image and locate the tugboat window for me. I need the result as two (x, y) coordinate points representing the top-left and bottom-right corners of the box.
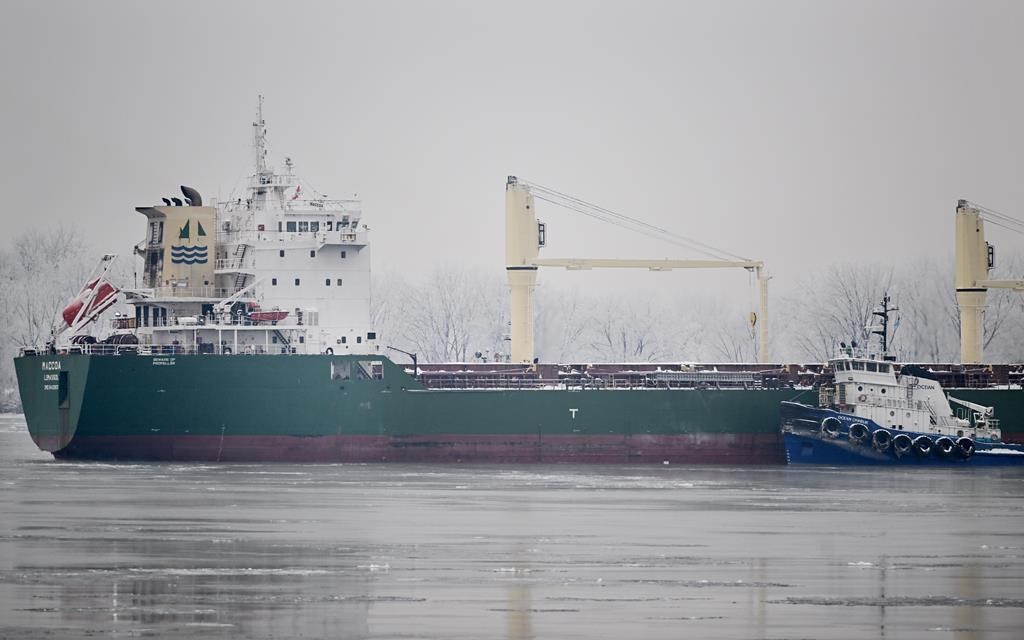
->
(310, 221), (319, 232)
(310, 250), (316, 258)
(852, 361), (865, 370)
(286, 221), (297, 232)
(294, 278), (300, 286)
(272, 278), (277, 286)
(866, 363), (878, 372)
(340, 251), (347, 259)
(325, 279), (331, 286)
(336, 278), (343, 286)
(279, 249), (285, 257)
(298, 221), (309, 232)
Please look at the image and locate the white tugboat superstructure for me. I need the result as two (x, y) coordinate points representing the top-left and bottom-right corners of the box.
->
(115, 97), (378, 357)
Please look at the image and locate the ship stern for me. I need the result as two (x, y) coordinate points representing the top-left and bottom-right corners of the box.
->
(14, 352), (90, 453)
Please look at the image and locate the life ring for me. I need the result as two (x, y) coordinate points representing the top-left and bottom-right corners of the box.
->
(857, 394), (868, 402)
(325, 347), (334, 355)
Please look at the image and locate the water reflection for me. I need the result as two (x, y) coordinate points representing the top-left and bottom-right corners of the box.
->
(1, 416), (1023, 639)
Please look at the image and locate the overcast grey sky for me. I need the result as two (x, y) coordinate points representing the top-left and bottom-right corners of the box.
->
(2, 1), (1023, 303)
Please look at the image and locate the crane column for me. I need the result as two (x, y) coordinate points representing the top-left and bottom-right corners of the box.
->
(955, 200), (990, 364)
(506, 177), (540, 364)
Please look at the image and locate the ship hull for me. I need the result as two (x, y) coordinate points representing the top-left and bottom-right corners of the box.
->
(16, 353), (790, 464)
(15, 353), (1024, 464)
(781, 401), (1024, 466)
(50, 433), (783, 464)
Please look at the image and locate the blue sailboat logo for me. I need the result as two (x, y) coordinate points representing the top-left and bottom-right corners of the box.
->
(171, 219), (208, 264)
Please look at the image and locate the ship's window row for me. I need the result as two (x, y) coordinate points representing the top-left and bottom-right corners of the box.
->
(269, 278), (343, 286)
(835, 361), (891, 374)
(276, 220), (358, 233)
(275, 250), (347, 259)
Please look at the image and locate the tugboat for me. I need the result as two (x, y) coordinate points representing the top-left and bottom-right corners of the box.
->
(781, 297), (1024, 466)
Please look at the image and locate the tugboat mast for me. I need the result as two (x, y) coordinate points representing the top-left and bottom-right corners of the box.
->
(871, 294), (897, 358)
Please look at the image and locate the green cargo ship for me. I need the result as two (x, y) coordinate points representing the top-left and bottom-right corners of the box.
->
(13, 102), (1024, 462)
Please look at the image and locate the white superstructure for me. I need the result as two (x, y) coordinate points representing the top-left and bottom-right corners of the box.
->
(109, 98), (378, 356)
(820, 347), (1000, 442)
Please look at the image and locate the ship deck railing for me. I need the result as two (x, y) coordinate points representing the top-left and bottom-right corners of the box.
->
(20, 343), (301, 357)
(417, 371), (777, 390)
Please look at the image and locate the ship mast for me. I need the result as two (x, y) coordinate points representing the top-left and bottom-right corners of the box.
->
(871, 294), (897, 358)
(253, 94), (267, 176)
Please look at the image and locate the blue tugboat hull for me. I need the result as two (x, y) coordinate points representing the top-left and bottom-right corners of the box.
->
(781, 401), (1024, 467)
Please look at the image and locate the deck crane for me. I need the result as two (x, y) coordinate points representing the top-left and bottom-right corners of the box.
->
(505, 177), (771, 364)
(954, 200), (1024, 363)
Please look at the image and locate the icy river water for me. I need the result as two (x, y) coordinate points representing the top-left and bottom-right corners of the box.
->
(1, 414), (1023, 639)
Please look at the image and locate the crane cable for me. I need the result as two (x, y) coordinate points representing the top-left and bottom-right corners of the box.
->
(520, 180), (752, 262)
(968, 201), (1024, 237)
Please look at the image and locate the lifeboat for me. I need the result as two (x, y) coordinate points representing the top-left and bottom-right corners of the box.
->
(62, 277), (119, 327)
(247, 304), (289, 324)
(250, 310), (289, 323)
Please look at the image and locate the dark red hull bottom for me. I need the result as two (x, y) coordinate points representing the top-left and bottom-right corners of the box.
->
(53, 433), (786, 464)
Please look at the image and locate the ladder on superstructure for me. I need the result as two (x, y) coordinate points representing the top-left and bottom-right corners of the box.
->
(233, 244), (251, 291)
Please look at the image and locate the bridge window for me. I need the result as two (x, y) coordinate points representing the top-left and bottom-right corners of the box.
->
(298, 221), (309, 232)
(866, 362), (878, 372)
(327, 221), (333, 231)
(286, 221), (297, 232)
(310, 221), (319, 232)
(852, 361), (865, 371)
(879, 364), (890, 373)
